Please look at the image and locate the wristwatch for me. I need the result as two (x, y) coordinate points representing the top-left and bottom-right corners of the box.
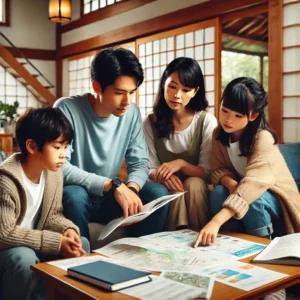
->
(110, 177), (122, 193)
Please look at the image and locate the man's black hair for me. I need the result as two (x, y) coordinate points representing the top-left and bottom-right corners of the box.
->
(15, 107), (74, 156)
(91, 47), (144, 91)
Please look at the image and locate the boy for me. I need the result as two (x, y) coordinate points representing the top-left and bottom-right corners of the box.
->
(0, 107), (89, 300)
(54, 47), (169, 240)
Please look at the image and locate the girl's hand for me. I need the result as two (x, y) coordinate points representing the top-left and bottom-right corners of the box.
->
(164, 175), (184, 192)
(193, 219), (221, 247)
(157, 159), (184, 182)
(60, 236), (86, 258)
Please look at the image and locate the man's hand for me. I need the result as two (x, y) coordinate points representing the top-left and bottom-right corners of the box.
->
(114, 184), (143, 218)
(164, 175), (184, 192)
(193, 219), (221, 248)
(59, 236), (86, 258)
(156, 159), (183, 182)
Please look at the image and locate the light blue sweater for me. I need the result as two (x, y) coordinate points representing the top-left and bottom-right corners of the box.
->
(54, 94), (149, 196)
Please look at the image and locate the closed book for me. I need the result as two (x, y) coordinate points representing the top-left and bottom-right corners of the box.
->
(67, 261), (152, 291)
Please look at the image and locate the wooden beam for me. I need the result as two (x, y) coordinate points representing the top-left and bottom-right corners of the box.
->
(237, 18), (260, 34)
(246, 18), (268, 36)
(222, 47), (268, 56)
(61, 0), (268, 58)
(222, 32), (267, 47)
(223, 39), (239, 48)
(4, 47), (56, 61)
(221, 2), (268, 22)
(56, 24), (62, 100)
(62, 0), (156, 33)
(223, 18), (242, 29)
(268, 0), (283, 142)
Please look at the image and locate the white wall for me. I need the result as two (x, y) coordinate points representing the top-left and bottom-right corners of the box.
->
(1, 0), (56, 49)
(62, 0), (209, 47)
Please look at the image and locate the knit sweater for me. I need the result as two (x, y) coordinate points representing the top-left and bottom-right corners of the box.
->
(0, 153), (79, 254)
(211, 126), (300, 233)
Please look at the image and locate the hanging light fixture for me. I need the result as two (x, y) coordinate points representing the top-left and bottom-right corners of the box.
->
(49, 0), (72, 23)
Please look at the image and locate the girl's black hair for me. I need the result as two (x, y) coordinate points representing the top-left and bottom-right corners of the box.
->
(217, 77), (277, 156)
(153, 57), (208, 138)
(16, 107), (74, 156)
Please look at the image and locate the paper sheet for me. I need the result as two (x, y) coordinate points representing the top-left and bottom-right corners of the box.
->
(121, 275), (211, 300)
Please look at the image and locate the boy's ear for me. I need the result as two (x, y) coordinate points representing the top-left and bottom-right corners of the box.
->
(249, 112), (259, 122)
(92, 80), (102, 95)
(26, 139), (38, 155)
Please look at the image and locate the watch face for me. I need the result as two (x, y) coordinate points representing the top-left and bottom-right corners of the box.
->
(113, 177), (122, 187)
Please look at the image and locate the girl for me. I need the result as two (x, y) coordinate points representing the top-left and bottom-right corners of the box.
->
(194, 77), (300, 247)
(143, 57), (217, 230)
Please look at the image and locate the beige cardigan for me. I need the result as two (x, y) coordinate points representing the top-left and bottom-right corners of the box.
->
(211, 127), (300, 234)
(0, 153), (79, 254)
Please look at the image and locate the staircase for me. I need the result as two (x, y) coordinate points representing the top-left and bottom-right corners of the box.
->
(0, 32), (56, 106)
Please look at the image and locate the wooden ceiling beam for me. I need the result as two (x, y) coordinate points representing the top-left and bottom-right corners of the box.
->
(223, 32), (268, 47)
(223, 18), (242, 29)
(237, 18), (260, 34)
(246, 18), (268, 36)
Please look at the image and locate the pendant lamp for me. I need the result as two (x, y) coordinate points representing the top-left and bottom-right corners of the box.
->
(49, 0), (72, 23)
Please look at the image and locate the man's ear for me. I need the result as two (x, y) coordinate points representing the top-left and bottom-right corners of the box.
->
(26, 139), (38, 155)
(249, 112), (259, 122)
(92, 80), (102, 95)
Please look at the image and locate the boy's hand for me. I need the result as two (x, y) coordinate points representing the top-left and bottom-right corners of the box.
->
(114, 184), (144, 219)
(64, 228), (82, 246)
(193, 219), (221, 248)
(60, 236), (86, 258)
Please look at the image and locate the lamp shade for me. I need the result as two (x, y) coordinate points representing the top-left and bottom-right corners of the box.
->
(49, 0), (71, 23)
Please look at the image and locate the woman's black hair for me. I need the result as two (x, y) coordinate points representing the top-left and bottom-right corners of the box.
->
(153, 57), (208, 138)
(217, 77), (277, 156)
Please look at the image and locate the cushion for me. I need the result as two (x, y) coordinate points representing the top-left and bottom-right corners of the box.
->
(278, 144), (300, 190)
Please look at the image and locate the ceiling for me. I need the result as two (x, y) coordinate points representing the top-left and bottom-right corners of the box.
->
(222, 13), (268, 56)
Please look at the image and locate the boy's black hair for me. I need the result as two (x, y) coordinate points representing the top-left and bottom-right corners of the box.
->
(15, 107), (74, 156)
(218, 77), (277, 156)
(153, 57), (208, 138)
(91, 47), (144, 92)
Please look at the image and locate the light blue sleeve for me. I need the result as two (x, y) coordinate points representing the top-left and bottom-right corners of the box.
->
(55, 99), (107, 196)
(125, 107), (149, 189)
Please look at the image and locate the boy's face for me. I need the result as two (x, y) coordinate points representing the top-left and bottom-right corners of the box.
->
(39, 135), (68, 172)
(93, 76), (137, 118)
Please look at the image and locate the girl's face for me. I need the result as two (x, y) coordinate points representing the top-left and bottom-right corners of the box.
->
(219, 105), (258, 141)
(163, 72), (198, 112)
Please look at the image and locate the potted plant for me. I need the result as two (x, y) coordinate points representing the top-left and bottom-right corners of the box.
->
(0, 101), (19, 135)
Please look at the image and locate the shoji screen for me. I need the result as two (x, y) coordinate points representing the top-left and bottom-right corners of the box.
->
(282, 0), (300, 142)
(68, 42), (135, 98)
(136, 19), (221, 119)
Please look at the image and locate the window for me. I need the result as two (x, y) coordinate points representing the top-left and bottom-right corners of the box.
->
(83, 0), (123, 15)
(0, 65), (41, 116)
(0, 0), (7, 25)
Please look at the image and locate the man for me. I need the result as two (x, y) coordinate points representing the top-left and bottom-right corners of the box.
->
(54, 47), (169, 241)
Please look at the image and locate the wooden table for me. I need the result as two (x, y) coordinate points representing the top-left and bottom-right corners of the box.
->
(31, 232), (300, 300)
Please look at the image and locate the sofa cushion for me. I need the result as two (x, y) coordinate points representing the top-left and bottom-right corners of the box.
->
(278, 143), (300, 190)
(88, 222), (128, 250)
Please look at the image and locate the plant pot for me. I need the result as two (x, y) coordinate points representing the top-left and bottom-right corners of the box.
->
(4, 121), (16, 135)
(0, 127), (4, 134)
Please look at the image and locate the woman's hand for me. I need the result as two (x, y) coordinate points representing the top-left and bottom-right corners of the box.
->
(156, 159), (184, 182)
(164, 175), (184, 192)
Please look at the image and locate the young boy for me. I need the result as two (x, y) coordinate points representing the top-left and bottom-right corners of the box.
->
(0, 107), (90, 300)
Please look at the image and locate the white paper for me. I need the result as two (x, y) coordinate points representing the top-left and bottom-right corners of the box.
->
(121, 275), (209, 300)
(46, 255), (115, 271)
(98, 192), (185, 240)
(254, 233), (300, 261)
(196, 261), (287, 291)
(160, 271), (214, 299)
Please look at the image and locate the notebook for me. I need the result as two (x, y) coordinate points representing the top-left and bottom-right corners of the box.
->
(67, 260), (152, 291)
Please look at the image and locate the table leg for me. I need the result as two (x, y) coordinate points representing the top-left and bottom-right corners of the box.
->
(47, 282), (65, 300)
